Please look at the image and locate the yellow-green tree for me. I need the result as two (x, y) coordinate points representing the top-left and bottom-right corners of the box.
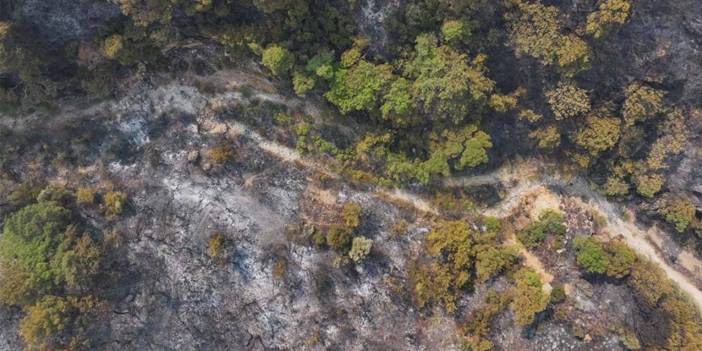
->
(546, 82), (591, 120)
(507, 1), (590, 74)
(573, 114), (621, 155)
(512, 268), (549, 326)
(622, 83), (664, 126)
(262, 45), (295, 76)
(586, 0), (632, 39)
(529, 125), (560, 150)
(657, 194), (697, 233)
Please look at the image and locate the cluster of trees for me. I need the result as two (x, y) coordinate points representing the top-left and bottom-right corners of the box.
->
(571, 235), (702, 349)
(574, 236), (636, 278)
(0, 185), (121, 350)
(506, 0), (590, 75)
(305, 201), (373, 264)
(626, 259), (702, 349)
(410, 217), (516, 313)
(461, 289), (511, 351)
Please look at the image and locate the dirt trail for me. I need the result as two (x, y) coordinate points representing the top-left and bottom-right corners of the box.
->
(451, 160), (702, 313)
(202, 98), (556, 290)
(6, 67), (699, 312)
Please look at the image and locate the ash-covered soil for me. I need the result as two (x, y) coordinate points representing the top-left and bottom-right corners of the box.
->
(0, 70), (642, 350)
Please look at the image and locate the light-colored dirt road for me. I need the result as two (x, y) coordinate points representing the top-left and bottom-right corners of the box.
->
(7, 67), (699, 313)
(202, 89), (702, 307)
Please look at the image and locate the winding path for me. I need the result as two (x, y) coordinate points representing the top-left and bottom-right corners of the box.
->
(222, 113), (702, 311)
(5, 67), (701, 313)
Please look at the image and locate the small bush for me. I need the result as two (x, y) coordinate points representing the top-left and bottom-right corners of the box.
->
(348, 236), (373, 262)
(208, 233), (225, 258)
(103, 191), (127, 218)
(76, 187), (96, 205)
(208, 144), (234, 164)
(326, 225), (353, 253)
(549, 285), (566, 304)
(342, 201), (362, 229)
(391, 220), (408, 238)
(272, 259), (286, 280)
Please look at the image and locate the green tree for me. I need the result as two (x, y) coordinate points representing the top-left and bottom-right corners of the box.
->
(518, 109), (543, 123)
(634, 172), (664, 198)
(518, 210), (565, 248)
(102, 34), (124, 59)
(0, 202), (71, 305)
(56, 229), (103, 291)
(0, 21), (10, 70)
(441, 19), (469, 44)
(489, 93), (519, 113)
(208, 233), (225, 258)
(429, 124), (493, 170)
(574, 237), (609, 274)
(406, 34), (494, 124)
(103, 191), (127, 218)
(549, 285), (566, 304)
(605, 240), (637, 279)
(119, 0), (175, 27)
(529, 125), (562, 150)
(646, 109), (687, 170)
(628, 259), (673, 306)
(325, 59), (394, 114)
(410, 262), (456, 312)
(326, 225), (353, 253)
(20, 295), (99, 351)
(427, 221), (472, 266)
(253, 0), (296, 13)
(75, 188), (96, 205)
(380, 78), (415, 126)
(342, 202), (362, 229)
(261, 45), (294, 76)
